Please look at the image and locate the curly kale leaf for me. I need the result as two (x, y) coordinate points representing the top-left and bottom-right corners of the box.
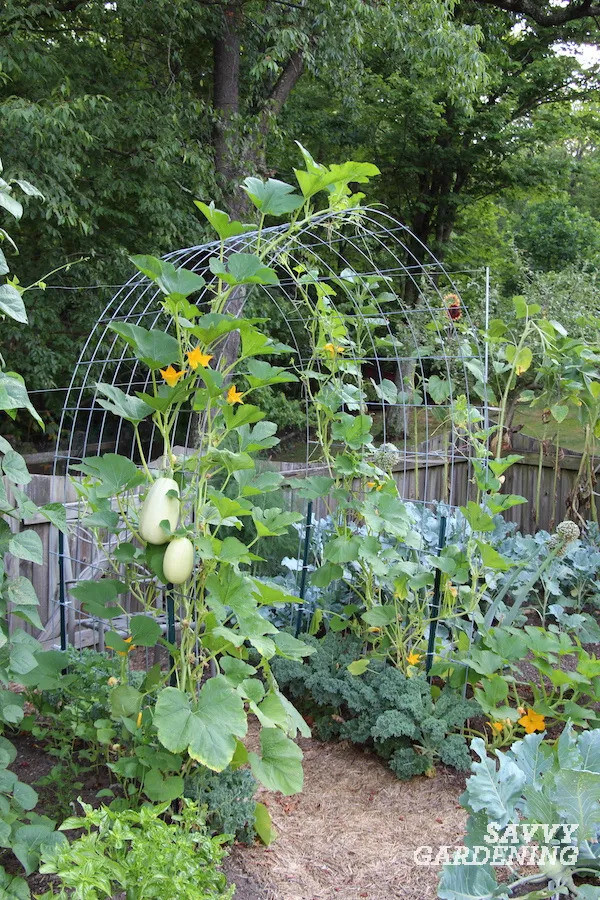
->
(272, 632), (480, 780)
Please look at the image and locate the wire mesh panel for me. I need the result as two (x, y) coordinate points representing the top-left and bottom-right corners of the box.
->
(51, 207), (485, 650)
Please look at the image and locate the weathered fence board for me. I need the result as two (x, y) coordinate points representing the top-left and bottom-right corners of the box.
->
(7, 432), (598, 644)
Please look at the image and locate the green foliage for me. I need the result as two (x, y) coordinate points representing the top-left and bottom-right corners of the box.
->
(457, 623), (600, 733)
(70, 156), (393, 807)
(272, 632), (479, 779)
(515, 196), (600, 273)
(0, 163), (72, 886)
(438, 727), (600, 899)
(38, 801), (234, 900)
(184, 766), (258, 845)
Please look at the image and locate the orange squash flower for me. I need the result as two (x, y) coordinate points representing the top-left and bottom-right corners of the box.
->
(160, 365), (185, 387)
(186, 347), (213, 370)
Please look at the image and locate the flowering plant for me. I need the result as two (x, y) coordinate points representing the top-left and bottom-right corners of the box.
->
(70, 150), (386, 805)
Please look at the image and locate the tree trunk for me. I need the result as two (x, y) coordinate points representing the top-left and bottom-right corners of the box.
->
(213, 2), (246, 215)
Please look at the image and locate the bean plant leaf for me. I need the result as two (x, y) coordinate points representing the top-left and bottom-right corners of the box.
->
(0, 372), (43, 426)
(0, 869), (29, 900)
(9, 531), (43, 565)
(505, 344), (533, 376)
(551, 403), (569, 423)
(39, 502), (68, 534)
(12, 825), (67, 876)
(2, 449), (31, 485)
(249, 728), (303, 796)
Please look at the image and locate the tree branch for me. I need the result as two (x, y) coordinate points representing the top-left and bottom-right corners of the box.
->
(473, 0), (600, 26)
(266, 50), (304, 117)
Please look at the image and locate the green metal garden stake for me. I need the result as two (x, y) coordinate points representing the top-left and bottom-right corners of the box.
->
(294, 500), (313, 638)
(58, 529), (67, 651)
(166, 586), (176, 686)
(426, 515), (447, 679)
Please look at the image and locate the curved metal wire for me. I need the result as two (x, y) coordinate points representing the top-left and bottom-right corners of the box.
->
(50, 207), (486, 649)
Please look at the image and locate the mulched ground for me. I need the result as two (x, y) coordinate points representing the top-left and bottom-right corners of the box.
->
(231, 736), (467, 900)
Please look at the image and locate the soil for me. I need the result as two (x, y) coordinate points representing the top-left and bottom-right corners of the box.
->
(6, 727), (273, 899)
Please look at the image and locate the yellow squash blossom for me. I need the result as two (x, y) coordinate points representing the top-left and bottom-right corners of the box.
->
(107, 676), (119, 687)
(407, 651), (422, 666)
(226, 384), (244, 405)
(160, 365), (185, 387)
(323, 342), (345, 357)
(489, 721), (504, 734)
(186, 347), (213, 370)
(117, 636), (136, 657)
(518, 708), (545, 734)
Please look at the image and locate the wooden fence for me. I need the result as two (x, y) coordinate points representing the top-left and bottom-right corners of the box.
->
(7, 432), (597, 647)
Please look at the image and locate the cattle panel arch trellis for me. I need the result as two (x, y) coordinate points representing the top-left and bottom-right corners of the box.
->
(49, 207), (486, 651)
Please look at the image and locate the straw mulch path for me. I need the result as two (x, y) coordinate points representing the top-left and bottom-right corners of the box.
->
(231, 735), (467, 900)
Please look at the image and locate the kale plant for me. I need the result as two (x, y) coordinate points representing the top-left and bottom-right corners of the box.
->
(184, 766), (258, 844)
(273, 632), (479, 779)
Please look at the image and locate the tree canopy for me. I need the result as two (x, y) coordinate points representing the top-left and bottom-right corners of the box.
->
(2, 0), (600, 431)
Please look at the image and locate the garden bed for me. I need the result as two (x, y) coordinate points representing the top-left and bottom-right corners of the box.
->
(7, 723), (466, 900)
